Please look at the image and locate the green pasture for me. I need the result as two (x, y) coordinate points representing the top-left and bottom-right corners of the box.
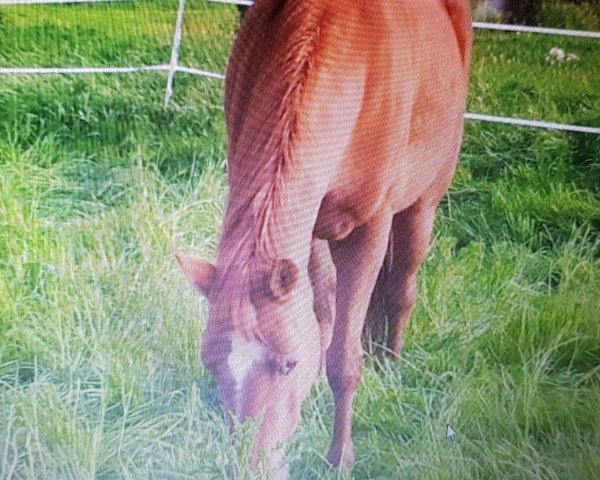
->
(1, 2), (599, 479)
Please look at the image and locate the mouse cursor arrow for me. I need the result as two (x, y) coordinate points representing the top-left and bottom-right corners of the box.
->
(446, 424), (457, 441)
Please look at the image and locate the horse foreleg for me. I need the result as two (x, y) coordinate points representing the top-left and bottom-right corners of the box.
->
(309, 238), (336, 373)
(326, 212), (393, 467)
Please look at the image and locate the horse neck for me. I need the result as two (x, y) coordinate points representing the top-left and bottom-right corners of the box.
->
(220, 0), (332, 271)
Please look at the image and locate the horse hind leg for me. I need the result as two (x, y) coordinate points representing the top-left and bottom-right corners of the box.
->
(364, 230), (393, 351)
(366, 198), (437, 358)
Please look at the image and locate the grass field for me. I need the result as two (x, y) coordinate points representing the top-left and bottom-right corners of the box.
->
(1, 2), (600, 479)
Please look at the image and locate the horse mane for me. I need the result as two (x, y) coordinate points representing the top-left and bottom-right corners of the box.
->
(223, 0), (324, 262)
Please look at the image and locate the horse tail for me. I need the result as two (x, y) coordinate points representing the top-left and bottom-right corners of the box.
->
(445, 0), (473, 72)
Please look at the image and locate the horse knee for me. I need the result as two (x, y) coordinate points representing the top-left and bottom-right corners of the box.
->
(326, 352), (364, 395)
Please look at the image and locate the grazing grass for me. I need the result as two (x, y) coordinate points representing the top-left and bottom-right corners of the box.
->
(1, 2), (599, 479)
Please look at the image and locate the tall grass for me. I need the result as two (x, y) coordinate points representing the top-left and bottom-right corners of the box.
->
(1, 2), (599, 479)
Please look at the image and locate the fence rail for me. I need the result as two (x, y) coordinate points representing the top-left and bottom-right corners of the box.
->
(471, 22), (600, 39)
(0, 0), (127, 5)
(0, 64), (227, 78)
(0, 65), (170, 74)
(464, 114), (600, 135)
(1, 0), (599, 134)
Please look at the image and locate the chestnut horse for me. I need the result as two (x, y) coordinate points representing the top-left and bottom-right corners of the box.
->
(177, 0), (472, 476)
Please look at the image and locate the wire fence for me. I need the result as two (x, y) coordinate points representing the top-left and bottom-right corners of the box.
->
(1, 0), (599, 134)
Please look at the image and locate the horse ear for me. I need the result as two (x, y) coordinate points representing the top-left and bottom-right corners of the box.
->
(174, 251), (216, 296)
(269, 259), (299, 299)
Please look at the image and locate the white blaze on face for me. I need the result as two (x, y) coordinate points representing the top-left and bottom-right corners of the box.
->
(228, 334), (265, 416)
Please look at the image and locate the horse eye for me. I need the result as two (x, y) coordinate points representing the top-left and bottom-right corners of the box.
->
(279, 359), (298, 376)
(270, 358), (298, 376)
